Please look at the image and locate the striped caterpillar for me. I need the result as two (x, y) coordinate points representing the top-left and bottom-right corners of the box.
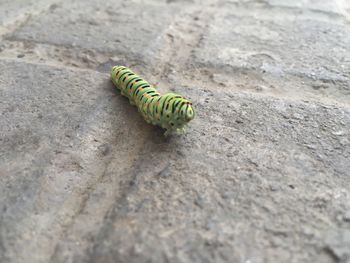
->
(110, 66), (194, 135)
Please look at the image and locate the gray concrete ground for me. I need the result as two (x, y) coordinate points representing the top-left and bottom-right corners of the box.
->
(0, 0), (349, 262)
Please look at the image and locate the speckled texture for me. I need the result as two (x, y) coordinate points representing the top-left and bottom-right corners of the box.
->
(0, 0), (350, 262)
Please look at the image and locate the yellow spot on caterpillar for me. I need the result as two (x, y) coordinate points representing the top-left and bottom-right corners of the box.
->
(110, 66), (194, 135)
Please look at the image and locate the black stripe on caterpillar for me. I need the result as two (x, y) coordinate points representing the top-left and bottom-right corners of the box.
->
(110, 66), (194, 135)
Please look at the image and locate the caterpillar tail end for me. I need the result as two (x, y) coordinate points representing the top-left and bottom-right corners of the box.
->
(110, 65), (120, 79)
(110, 65), (123, 88)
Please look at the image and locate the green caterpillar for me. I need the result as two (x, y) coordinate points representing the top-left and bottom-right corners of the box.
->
(110, 66), (194, 135)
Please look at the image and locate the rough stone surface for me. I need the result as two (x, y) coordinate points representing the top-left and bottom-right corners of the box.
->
(1, 0), (350, 262)
(0, 0), (58, 26)
(194, 2), (350, 104)
(8, 0), (182, 64)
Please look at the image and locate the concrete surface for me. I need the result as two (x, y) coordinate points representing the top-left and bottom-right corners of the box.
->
(0, 0), (349, 262)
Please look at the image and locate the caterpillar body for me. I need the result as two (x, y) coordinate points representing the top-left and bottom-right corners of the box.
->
(110, 66), (194, 135)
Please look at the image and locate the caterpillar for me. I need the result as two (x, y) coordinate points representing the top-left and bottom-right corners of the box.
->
(110, 66), (194, 136)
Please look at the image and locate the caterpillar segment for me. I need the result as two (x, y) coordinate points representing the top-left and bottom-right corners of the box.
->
(110, 66), (194, 135)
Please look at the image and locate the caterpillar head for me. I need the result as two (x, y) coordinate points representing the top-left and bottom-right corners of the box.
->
(164, 93), (194, 133)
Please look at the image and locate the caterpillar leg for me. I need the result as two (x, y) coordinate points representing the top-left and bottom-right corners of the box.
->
(139, 111), (151, 124)
(164, 129), (171, 137)
(164, 127), (185, 136)
(144, 117), (151, 124)
(176, 127), (185, 134)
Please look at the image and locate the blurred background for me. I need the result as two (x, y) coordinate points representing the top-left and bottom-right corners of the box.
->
(0, 0), (350, 262)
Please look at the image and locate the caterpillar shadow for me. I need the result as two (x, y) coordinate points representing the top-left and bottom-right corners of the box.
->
(107, 78), (172, 142)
